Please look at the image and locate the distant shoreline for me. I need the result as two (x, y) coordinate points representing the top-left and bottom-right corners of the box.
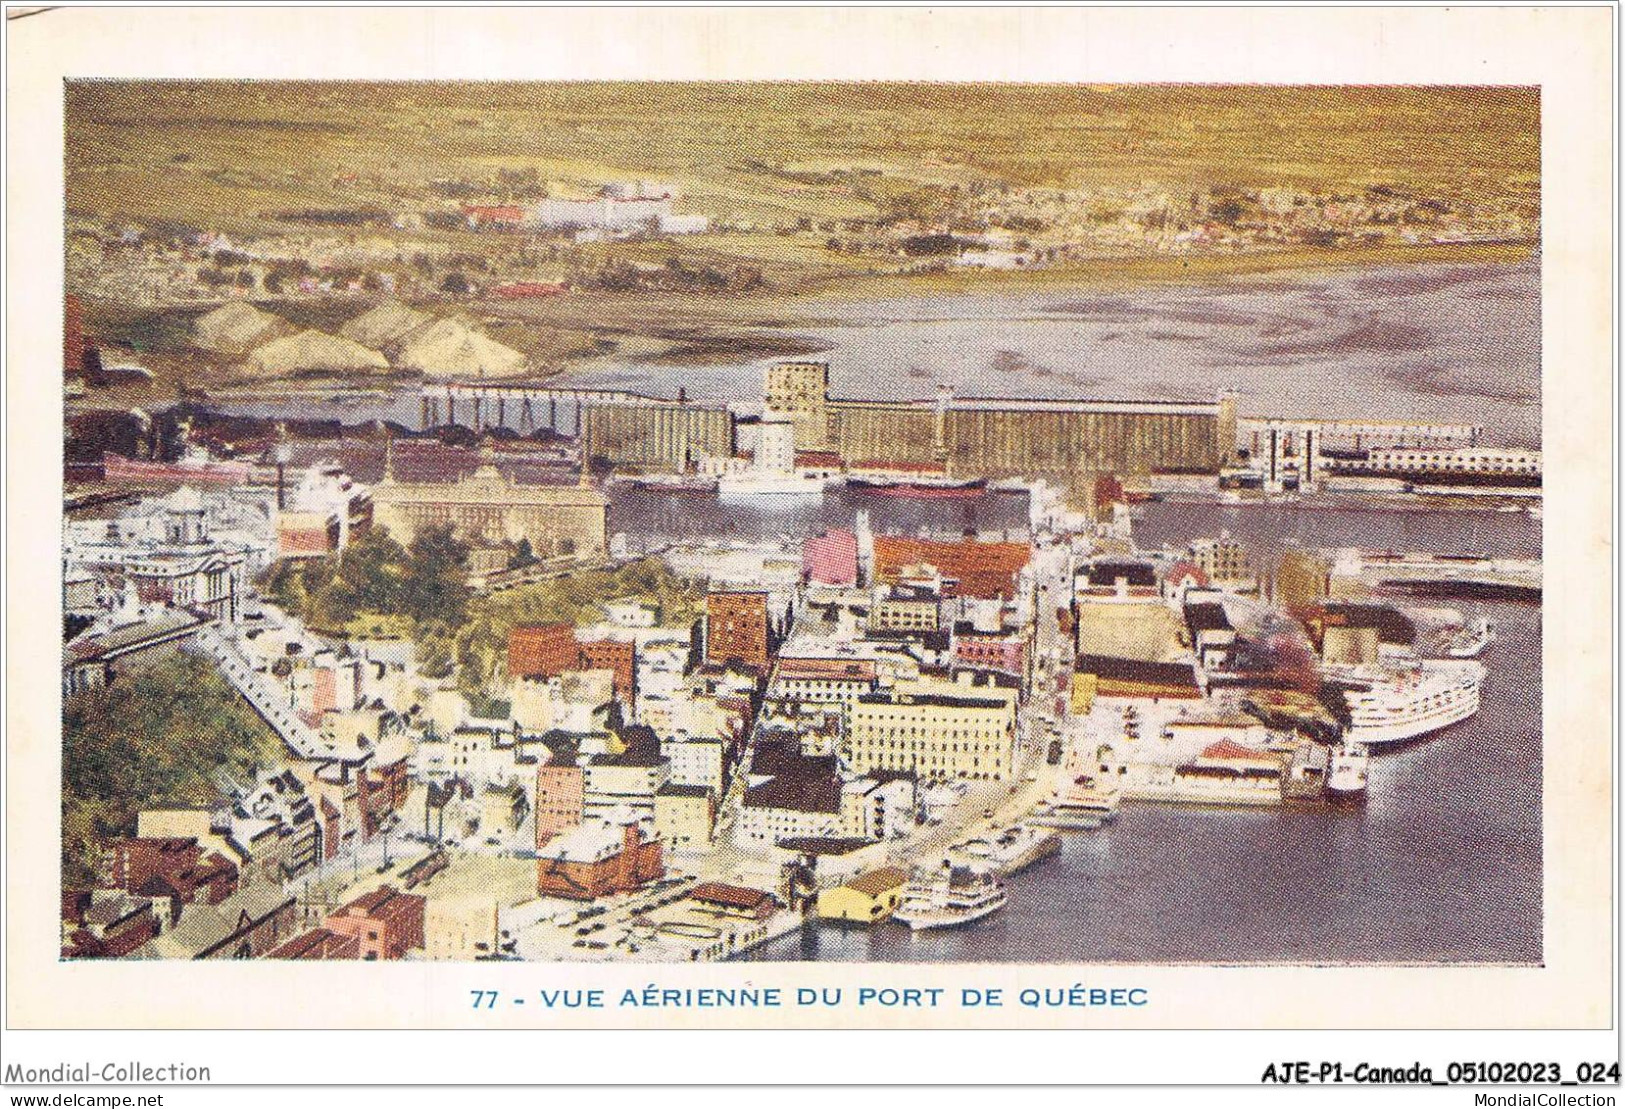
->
(73, 240), (1537, 403)
(795, 239), (1537, 304)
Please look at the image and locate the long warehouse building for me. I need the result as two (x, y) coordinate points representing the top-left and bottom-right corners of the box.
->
(582, 361), (1234, 484)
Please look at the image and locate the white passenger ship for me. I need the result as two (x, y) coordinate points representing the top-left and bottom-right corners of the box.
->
(1325, 655), (1485, 746)
(716, 471), (828, 499)
(892, 863), (1008, 931)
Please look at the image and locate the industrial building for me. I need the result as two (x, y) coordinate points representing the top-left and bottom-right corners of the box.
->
(583, 362), (1235, 502)
(580, 400), (735, 473)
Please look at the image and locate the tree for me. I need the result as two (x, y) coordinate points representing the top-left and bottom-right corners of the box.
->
(260, 559), (311, 617)
(900, 234), (962, 257)
(61, 656), (282, 886)
(509, 537), (537, 570)
(338, 528), (408, 614)
(400, 525), (470, 627)
(416, 624), (457, 680)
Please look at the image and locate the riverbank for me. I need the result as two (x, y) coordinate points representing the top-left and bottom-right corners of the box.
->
(75, 239), (1536, 408)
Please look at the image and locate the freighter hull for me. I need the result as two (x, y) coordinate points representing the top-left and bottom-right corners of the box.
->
(102, 452), (253, 485)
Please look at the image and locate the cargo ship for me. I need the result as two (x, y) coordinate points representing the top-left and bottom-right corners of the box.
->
(102, 447), (254, 486)
(848, 475), (988, 499)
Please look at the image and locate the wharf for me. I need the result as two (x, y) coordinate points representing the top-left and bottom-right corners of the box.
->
(1342, 551), (1541, 600)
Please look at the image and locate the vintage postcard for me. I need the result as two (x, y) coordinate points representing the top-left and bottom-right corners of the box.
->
(3, 5), (1615, 1086)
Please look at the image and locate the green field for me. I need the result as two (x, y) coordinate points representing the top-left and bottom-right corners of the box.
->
(67, 82), (1539, 385)
(67, 82), (1539, 231)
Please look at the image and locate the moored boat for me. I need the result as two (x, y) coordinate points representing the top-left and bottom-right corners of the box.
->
(1323, 655), (1485, 746)
(1326, 742), (1370, 804)
(948, 825), (1061, 875)
(1444, 617), (1495, 658)
(716, 471), (827, 499)
(892, 863), (1007, 931)
(849, 475), (988, 499)
(619, 472), (719, 493)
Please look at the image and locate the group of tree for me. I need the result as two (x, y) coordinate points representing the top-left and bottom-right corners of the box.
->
(62, 655), (283, 887)
(260, 524), (472, 638)
(263, 530), (706, 696)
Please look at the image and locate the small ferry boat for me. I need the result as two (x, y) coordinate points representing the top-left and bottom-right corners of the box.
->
(1325, 742), (1370, 805)
(949, 825), (1061, 875)
(892, 863), (1008, 931)
(1444, 616), (1495, 658)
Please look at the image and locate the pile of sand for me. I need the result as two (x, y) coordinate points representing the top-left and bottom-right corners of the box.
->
(192, 302), (294, 354)
(390, 317), (527, 377)
(338, 300), (433, 349)
(247, 329), (390, 374)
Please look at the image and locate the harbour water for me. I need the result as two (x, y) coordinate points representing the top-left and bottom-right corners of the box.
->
(609, 485), (1030, 551)
(742, 503), (1541, 964)
(216, 258), (1540, 448)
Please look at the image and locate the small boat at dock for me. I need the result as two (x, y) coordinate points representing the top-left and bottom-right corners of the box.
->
(892, 863), (1008, 931)
(1325, 743), (1370, 805)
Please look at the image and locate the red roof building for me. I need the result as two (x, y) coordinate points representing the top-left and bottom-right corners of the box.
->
(535, 762), (585, 848)
(687, 882), (778, 920)
(509, 623), (579, 680)
(265, 927), (362, 960)
(492, 282), (567, 298)
(873, 536), (1031, 600)
(323, 886), (426, 960)
(462, 205), (527, 227)
(576, 637), (636, 706)
(510, 624), (638, 699)
(1199, 739), (1273, 763)
(705, 591), (771, 672)
(536, 819), (664, 901)
(103, 837), (239, 913)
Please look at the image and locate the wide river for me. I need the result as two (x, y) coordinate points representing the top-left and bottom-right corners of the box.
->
(211, 258), (1543, 963)
(229, 256), (1540, 448)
